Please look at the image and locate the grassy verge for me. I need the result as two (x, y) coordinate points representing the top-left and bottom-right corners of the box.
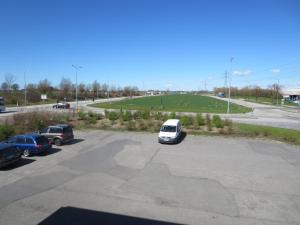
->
(90, 94), (251, 113)
(232, 96), (299, 107)
(1, 111), (300, 147)
(233, 123), (300, 146)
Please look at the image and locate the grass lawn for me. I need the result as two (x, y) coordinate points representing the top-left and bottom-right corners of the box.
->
(234, 123), (300, 146)
(91, 94), (251, 113)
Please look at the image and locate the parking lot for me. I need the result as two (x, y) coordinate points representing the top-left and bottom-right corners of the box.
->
(0, 130), (300, 225)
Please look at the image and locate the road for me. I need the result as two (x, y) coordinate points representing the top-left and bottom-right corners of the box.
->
(0, 130), (300, 225)
(209, 96), (300, 131)
(0, 97), (129, 117)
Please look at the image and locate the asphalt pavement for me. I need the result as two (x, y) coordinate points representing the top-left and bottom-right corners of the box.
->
(0, 130), (300, 225)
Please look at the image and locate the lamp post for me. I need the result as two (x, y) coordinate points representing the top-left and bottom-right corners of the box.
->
(227, 57), (234, 114)
(72, 64), (82, 112)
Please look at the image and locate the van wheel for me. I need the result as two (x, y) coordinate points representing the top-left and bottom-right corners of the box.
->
(23, 149), (31, 157)
(54, 138), (62, 146)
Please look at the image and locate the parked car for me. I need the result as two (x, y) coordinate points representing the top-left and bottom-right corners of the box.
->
(39, 124), (74, 146)
(5, 134), (52, 157)
(158, 119), (182, 144)
(0, 143), (22, 168)
(52, 102), (70, 109)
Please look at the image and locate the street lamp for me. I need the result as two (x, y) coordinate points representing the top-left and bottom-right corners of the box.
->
(227, 57), (234, 114)
(72, 64), (82, 112)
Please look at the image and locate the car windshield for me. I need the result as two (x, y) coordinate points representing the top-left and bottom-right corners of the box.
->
(160, 125), (176, 132)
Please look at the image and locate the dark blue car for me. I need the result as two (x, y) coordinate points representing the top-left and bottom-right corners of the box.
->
(0, 143), (22, 168)
(6, 134), (52, 157)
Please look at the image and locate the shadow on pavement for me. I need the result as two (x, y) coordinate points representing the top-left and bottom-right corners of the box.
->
(38, 148), (61, 157)
(64, 139), (85, 145)
(0, 158), (35, 170)
(38, 206), (182, 225)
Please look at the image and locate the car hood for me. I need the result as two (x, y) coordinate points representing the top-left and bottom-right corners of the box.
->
(159, 132), (176, 138)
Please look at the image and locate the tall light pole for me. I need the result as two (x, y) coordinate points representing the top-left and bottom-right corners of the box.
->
(24, 72), (27, 106)
(227, 57), (234, 114)
(72, 64), (82, 112)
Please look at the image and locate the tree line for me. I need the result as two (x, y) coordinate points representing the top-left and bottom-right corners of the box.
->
(0, 74), (139, 105)
(214, 83), (282, 102)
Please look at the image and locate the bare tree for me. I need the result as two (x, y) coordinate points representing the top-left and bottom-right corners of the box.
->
(92, 80), (100, 98)
(78, 83), (85, 99)
(5, 73), (16, 91)
(59, 78), (73, 99)
(38, 79), (52, 94)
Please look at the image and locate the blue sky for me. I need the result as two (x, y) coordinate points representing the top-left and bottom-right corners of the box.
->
(0, 0), (299, 90)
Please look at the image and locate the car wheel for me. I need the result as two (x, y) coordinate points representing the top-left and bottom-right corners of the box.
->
(54, 138), (62, 146)
(23, 149), (31, 157)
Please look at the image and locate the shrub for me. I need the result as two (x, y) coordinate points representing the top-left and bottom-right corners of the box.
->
(78, 111), (87, 120)
(141, 110), (150, 120)
(126, 121), (136, 131)
(212, 115), (224, 128)
(108, 111), (119, 121)
(0, 125), (15, 141)
(137, 120), (147, 131)
(104, 110), (109, 118)
(181, 115), (193, 127)
(206, 114), (212, 131)
(196, 113), (205, 126)
(224, 119), (232, 127)
(133, 111), (142, 120)
(169, 112), (176, 119)
(122, 111), (132, 121)
(154, 112), (162, 120)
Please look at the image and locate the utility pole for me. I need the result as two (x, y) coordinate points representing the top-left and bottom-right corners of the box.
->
(227, 57), (234, 114)
(276, 79), (280, 105)
(72, 65), (82, 112)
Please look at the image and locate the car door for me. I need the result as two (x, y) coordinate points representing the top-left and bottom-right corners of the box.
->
(15, 136), (26, 150)
(40, 127), (50, 140)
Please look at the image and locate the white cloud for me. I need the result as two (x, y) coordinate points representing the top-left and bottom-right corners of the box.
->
(270, 68), (280, 73)
(233, 70), (252, 76)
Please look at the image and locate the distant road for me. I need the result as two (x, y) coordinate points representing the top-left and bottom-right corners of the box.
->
(210, 96), (300, 131)
(0, 97), (130, 118)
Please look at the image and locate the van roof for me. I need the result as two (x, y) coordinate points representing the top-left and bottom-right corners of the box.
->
(163, 119), (180, 126)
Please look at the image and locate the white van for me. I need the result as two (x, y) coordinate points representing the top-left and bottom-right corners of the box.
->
(158, 119), (182, 144)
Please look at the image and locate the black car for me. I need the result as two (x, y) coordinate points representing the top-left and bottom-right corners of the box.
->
(52, 102), (70, 109)
(39, 124), (74, 146)
(0, 143), (22, 168)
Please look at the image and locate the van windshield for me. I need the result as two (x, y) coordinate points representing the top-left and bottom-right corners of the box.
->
(160, 125), (176, 132)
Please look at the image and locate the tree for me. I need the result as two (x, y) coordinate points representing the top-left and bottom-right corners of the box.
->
(59, 78), (73, 99)
(92, 80), (100, 98)
(4, 73), (16, 91)
(38, 79), (52, 94)
(1, 82), (9, 91)
(11, 83), (19, 91)
(26, 83), (40, 102)
(78, 83), (85, 99)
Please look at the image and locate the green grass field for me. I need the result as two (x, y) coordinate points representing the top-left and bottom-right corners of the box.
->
(232, 96), (298, 107)
(91, 94), (251, 113)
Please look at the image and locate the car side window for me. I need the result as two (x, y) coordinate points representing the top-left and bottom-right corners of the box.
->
(16, 137), (25, 144)
(40, 128), (48, 133)
(26, 138), (34, 144)
(49, 128), (61, 133)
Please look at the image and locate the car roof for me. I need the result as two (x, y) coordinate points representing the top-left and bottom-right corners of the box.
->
(55, 124), (70, 127)
(163, 119), (180, 126)
(15, 133), (40, 138)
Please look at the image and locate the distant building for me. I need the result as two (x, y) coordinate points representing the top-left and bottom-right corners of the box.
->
(281, 88), (300, 102)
